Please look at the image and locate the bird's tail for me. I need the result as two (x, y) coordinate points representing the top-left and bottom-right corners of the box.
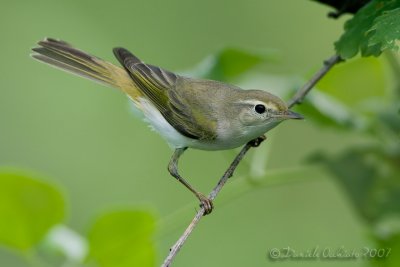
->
(31, 38), (141, 99)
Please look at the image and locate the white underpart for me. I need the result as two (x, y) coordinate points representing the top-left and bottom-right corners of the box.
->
(137, 97), (191, 148)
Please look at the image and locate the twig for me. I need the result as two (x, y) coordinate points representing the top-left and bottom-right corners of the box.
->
(161, 54), (343, 267)
(287, 54), (342, 108)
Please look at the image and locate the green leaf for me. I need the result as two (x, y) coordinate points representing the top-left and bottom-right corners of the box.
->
(335, 0), (400, 59)
(0, 172), (65, 251)
(87, 210), (156, 267)
(368, 8), (400, 53)
(186, 48), (275, 82)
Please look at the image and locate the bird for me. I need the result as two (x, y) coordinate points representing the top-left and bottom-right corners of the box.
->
(31, 38), (303, 214)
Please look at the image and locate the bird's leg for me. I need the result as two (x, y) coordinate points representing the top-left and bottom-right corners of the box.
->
(226, 135), (267, 179)
(168, 147), (213, 215)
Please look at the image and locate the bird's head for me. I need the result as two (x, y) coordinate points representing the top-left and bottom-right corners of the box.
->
(233, 90), (303, 134)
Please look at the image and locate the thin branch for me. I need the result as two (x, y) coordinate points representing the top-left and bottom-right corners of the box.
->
(161, 54), (343, 267)
(287, 54), (342, 108)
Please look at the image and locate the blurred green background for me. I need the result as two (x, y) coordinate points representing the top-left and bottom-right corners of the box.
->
(1, 0), (399, 267)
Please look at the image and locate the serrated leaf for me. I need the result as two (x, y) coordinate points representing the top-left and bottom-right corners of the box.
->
(368, 8), (400, 52)
(87, 210), (156, 267)
(185, 48), (275, 82)
(0, 172), (65, 251)
(335, 0), (400, 59)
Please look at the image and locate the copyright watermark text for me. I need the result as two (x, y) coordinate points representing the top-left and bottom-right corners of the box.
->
(268, 246), (391, 261)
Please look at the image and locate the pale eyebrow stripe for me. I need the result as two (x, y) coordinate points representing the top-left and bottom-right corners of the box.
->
(235, 100), (276, 109)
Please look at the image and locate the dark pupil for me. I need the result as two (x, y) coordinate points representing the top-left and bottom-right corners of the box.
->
(255, 104), (266, 114)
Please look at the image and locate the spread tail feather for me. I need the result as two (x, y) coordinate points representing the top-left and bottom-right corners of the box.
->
(31, 38), (141, 99)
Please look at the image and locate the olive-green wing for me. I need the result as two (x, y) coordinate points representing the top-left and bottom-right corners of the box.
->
(113, 48), (217, 140)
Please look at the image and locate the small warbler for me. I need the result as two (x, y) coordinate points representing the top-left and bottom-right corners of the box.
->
(32, 38), (303, 214)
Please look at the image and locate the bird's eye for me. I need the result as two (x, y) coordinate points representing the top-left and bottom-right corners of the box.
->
(254, 104), (266, 114)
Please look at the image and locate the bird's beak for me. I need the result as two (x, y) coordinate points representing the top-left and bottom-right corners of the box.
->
(283, 110), (304, 120)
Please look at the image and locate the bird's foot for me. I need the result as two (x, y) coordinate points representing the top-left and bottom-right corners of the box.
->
(248, 135), (266, 147)
(197, 193), (213, 215)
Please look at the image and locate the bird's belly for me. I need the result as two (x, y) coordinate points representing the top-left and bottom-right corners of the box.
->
(192, 121), (282, 151)
(188, 135), (252, 150)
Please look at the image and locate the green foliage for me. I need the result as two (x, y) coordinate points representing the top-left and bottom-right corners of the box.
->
(0, 172), (64, 251)
(87, 210), (156, 267)
(368, 8), (400, 52)
(335, 0), (400, 59)
(0, 172), (156, 267)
